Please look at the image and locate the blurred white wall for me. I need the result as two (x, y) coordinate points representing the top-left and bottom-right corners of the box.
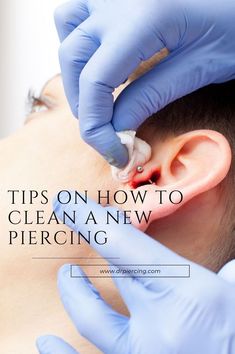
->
(0, 0), (64, 138)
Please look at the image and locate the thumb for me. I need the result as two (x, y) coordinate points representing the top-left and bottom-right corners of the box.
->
(112, 49), (213, 132)
(218, 260), (235, 285)
(36, 336), (79, 354)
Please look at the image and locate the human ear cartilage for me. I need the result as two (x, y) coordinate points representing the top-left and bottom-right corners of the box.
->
(111, 131), (151, 183)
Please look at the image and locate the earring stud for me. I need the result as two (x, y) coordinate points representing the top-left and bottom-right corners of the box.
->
(136, 165), (143, 173)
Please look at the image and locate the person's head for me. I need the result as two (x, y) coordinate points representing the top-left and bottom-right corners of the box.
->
(1, 73), (234, 353)
(135, 81), (235, 272)
(1, 75), (234, 275)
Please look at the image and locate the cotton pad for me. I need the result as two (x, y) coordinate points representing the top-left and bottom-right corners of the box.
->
(111, 131), (151, 183)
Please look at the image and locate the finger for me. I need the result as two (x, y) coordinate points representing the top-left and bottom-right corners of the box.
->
(218, 260), (235, 284)
(36, 335), (79, 354)
(111, 266), (146, 313)
(54, 0), (89, 42)
(59, 21), (99, 117)
(112, 49), (213, 132)
(53, 193), (191, 291)
(59, 21), (164, 167)
(78, 35), (165, 168)
(58, 264), (128, 353)
(77, 42), (140, 167)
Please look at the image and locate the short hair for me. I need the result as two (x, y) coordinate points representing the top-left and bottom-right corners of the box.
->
(139, 80), (235, 184)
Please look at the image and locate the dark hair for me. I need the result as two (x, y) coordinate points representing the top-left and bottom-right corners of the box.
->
(140, 80), (235, 182)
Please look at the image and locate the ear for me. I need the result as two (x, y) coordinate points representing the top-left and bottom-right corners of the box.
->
(125, 130), (232, 231)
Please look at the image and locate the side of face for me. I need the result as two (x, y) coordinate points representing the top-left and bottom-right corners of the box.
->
(1, 75), (233, 274)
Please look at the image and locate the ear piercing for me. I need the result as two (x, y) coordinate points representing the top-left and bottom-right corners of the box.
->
(136, 165), (144, 173)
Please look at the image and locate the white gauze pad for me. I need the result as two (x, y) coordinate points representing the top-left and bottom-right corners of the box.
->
(111, 131), (151, 183)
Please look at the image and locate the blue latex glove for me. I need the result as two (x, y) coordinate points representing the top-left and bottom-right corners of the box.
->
(54, 0), (235, 168)
(37, 194), (235, 354)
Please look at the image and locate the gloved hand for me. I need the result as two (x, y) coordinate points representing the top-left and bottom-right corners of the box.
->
(37, 194), (235, 354)
(54, 0), (235, 168)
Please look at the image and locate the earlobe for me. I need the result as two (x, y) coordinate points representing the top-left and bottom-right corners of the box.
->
(126, 130), (232, 231)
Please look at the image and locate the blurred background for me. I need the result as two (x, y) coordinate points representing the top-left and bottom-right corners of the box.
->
(0, 0), (64, 138)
